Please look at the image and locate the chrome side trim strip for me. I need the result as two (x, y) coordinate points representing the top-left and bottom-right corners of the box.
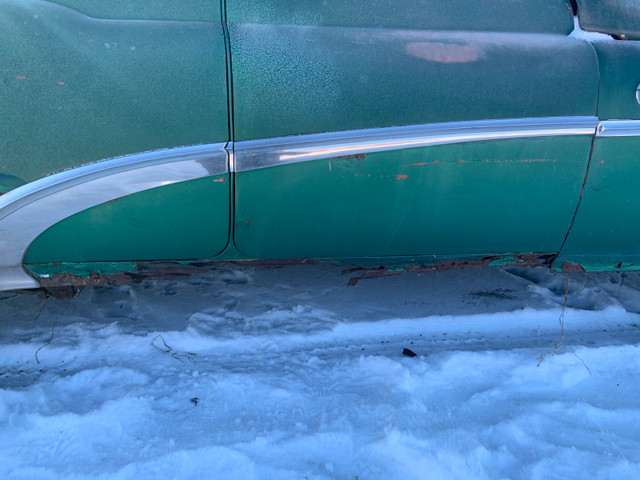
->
(0, 144), (227, 291)
(234, 116), (599, 172)
(597, 120), (640, 137)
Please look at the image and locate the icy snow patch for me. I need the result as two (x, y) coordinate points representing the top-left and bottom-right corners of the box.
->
(1, 265), (639, 479)
(570, 15), (615, 42)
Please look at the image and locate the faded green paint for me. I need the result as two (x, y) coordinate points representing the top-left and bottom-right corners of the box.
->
(24, 175), (230, 264)
(229, 24), (598, 141)
(0, 0), (227, 189)
(557, 137), (640, 269)
(591, 41), (640, 120)
(6, 0), (640, 287)
(227, 0), (574, 33)
(577, 0), (640, 39)
(48, 0), (220, 21)
(556, 39), (640, 271)
(235, 137), (591, 259)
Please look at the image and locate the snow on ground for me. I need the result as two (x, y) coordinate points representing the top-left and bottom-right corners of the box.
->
(1, 264), (639, 479)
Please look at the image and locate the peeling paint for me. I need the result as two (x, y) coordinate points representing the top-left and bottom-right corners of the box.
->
(561, 260), (586, 273)
(33, 253), (559, 296)
(344, 253), (556, 285)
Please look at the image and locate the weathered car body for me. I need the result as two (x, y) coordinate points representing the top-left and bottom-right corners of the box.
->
(1, 0), (640, 292)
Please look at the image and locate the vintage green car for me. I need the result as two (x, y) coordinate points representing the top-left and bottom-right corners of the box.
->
(1, 0), (640, 292)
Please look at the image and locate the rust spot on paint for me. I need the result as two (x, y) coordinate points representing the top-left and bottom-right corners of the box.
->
(57, 82), (65, 85)
(15, 76), (26, 80)
(616, 262), (622, 269)
(336, 153), (366, 161)
(105, 197), (120, 205)
(396, 174), (408, 181)
(411, 162), (427, 167)
(457, 159), (465, 163)
(233, 217), (251, 227)
(561, 261), (585, 273)
(337, 153), (366, 167)
(434, 160), (440, 164)
(344, 253), (556, 285)
(212, 177), (227, 183)
(599, 160), (604, 165)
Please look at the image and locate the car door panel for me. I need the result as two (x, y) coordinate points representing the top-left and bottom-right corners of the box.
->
(230, 25), (598, 140)
(229, 0), (600, 260)
(236, 136), (592, 259)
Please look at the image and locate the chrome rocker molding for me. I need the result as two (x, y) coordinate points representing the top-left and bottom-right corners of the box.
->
(0, 144), (227, 291)
(234, 116), (600, 172)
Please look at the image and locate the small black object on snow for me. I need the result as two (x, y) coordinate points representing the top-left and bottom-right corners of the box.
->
(402, 348), (417, 357)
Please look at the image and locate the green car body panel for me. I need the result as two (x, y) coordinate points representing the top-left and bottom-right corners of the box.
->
(235, 137), (591, 259)
(0, 0), (228, 185)
(0, 0), (231, 287)
(230, 0), (597, 259)
(2, 0), (640, 291)
(46, 0), (221, 21)
(556, 42), (640, 270)
(576, 0), (640, 40)
(229, 3), (592, 141)
(557, 137), (640, 271)
(24, 174), (231, 263)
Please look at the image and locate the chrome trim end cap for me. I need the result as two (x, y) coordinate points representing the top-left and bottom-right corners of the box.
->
(0, 266), (39, 292)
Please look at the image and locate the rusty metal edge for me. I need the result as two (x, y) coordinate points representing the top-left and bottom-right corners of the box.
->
(32, 253), (556, 298)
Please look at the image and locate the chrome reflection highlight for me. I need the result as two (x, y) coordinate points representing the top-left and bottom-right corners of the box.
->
(233, 117), (599, 172)
(0, 144), (227, 291)
(597, 120), (640, 137)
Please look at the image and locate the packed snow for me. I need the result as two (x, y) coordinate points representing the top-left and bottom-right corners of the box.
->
(1, 264), (639, 479)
